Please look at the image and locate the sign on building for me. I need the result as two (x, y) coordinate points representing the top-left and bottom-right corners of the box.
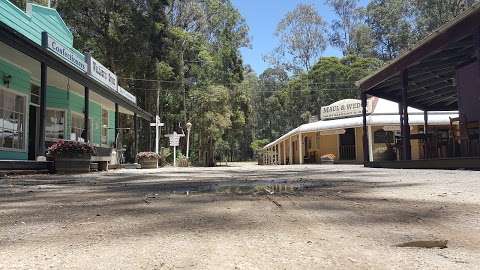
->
(42, 32), (87, 73)
(86, 54), (118, 91)
(321, 99), (372, 120)
(118, 86), (137, 104)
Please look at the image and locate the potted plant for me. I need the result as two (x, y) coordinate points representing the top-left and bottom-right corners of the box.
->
(177, 153), (190, 167)
(136, 152), (160, 169)
(47, 140), (96, 174)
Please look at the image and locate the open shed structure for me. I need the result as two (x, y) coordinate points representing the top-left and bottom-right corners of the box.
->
(357, 4), (480, 169)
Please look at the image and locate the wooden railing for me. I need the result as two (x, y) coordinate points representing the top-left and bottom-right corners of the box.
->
(339, 145), (356, 160)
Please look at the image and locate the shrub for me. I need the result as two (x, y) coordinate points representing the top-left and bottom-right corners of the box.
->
(136, 152), (160, 160)
(47, 140), (96, 158)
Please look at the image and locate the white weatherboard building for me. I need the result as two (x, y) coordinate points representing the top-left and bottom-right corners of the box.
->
(262, 97), (458, 165)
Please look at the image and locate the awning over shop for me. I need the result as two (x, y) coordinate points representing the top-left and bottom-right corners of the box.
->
(264, 98), (457, 149)
(356, 4), (480, 111)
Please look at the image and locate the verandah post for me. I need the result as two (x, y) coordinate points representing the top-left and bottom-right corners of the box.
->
(39, 61), (47, 157)
(401, 70), (412, 160)
(38, 32), (48, 158)
(361, 93), (369, 164)
(134, 113), (138, 160)
(424, 111), (429, 159)
(83, 86), (89, 142)
(115, 103), (119, 148)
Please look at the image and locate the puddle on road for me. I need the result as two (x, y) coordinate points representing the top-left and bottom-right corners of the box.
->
(161, 180), (334, 196)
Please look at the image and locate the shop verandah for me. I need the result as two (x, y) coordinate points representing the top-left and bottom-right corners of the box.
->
(357, 4), (480, 169)
(0, 2), (152, 170)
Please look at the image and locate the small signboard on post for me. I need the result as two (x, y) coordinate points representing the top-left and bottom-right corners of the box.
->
(164, 132), (184, 167)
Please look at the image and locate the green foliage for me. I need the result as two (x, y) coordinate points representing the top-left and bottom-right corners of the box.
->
(266, 3), (328, 72)
(252, 55), (383, 143)
(251, 139), (270, 153)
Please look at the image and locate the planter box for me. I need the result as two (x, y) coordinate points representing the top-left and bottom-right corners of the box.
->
(139, 159), (158, 169)
(54, 156), (91, 174)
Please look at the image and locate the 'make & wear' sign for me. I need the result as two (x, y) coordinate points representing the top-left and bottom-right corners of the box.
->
(321, 99), (372, 120)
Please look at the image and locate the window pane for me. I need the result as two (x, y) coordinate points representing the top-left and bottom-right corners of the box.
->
(0, 90), (25, 150)
(18, 132), (24, 149)
(4, 130), (13, 148)
(30, 84), (40, 105)
(15, 96), (25, 112)
(46, 110), (65, 140)
(71, 114), (85, 141)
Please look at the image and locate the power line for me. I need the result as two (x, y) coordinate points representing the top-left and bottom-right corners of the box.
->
(119, 76), (360, 86)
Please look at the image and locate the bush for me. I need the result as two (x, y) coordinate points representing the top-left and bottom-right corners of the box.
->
(159, 148), (171, 167)
(136, 152), (160, 160)
(47, 140), (96, 159)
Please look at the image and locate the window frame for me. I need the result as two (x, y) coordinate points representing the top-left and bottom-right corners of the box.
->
(70, 111), (92, 142)
(0, 86), (28, 153)
(45, 107), (67, 142)
(101, 108), (109, 146)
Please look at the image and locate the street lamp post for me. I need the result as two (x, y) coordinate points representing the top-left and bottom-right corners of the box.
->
(186, 122), (192, 159)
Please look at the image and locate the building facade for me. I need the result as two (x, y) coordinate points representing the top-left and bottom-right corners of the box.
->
(262, 98), (458, 165)
(0, 1), (151, 161)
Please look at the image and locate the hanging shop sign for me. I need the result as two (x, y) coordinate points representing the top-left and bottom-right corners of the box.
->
(321, 99), (372, 120)
(42, 32), (87, 73)
(85, 54), (118, 91)
(383, 125), (401, 131)
(117, 86), (137, 104)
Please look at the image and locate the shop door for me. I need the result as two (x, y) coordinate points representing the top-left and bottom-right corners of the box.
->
(28, 105), (38, 160)
(339, 128), (356, 160)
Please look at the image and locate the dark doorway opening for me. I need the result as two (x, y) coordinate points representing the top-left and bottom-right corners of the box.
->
(28, 105), (38, 160)
(339, 128), (356, 160)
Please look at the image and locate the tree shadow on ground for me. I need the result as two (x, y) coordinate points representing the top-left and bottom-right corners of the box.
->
(0, 166), (478, 248)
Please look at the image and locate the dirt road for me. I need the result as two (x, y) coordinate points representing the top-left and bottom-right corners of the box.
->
(1, 163), (479, 269)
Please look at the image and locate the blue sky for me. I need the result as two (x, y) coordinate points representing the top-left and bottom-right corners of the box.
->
(232, 0), (369, 74)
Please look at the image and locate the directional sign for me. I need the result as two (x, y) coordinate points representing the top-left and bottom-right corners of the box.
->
(164, 131), (185, 167)
(150, 115), (164, 127)
(165, 132), (184, 147)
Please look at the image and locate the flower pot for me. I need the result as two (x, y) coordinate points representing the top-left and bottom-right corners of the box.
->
(139, 158), (158, 169)
(54, 155), (91, 174)
(178, 159), (189, 167)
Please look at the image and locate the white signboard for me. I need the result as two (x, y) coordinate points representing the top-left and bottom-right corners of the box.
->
(321, 99), (372, 120)
(383, 126), (401, 131)
(165, 132), (184, 147)
(44, 33), (87, 73)
(118, 86), (137, 104)
(86, 54), (118, 91)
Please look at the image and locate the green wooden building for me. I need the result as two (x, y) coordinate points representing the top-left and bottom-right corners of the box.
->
(0, 1), (151, 162)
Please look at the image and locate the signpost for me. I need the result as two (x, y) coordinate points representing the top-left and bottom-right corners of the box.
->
(150, 115), (164, 154)
(164, 132), (185, 167)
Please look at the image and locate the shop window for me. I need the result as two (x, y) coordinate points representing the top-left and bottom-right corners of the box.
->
(71, 113), (85, 141)
(46, 109), (65, 141)
(71, 113), (92, 142)
(30, 84), (40, 105)
(0, 89), (26, 150)
(101, 109), (108, 145)
(374, 129), (395, 144)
